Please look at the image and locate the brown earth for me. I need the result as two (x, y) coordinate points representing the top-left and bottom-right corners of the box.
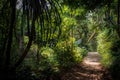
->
(60, 52), (112, 80)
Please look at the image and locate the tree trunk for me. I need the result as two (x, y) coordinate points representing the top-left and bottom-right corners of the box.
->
(14, 17), (36, 69)
(5, 0), (16, 69)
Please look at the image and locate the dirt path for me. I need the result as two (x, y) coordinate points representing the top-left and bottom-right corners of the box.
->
(61, 52), (112, 80)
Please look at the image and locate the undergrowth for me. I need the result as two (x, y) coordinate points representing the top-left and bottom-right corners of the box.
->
(97, 28), (120, 80)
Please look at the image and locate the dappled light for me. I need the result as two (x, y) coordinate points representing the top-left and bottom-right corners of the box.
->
(0, 0), (120, 80)
(61, 52), (112, 80)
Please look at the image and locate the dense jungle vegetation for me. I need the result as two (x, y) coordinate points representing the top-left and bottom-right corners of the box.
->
(0, 0), (120, 80)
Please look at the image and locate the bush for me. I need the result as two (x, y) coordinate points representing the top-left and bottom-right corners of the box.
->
(97, 29), (116, 68)
(38, 47), (59, 72)
(22, 37), (88, 80)
(16, 67), (38, 80)
(110, 56), (120, 80)
(97, 29), (120, 80)
(24, 46), (60, 80)
(35, 47), (60, 79)
(55, 37), (88, 68)
(109, 40), (120, 80)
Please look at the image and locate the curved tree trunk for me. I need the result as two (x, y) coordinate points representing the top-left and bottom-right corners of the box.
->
(14, 16), (36, 69)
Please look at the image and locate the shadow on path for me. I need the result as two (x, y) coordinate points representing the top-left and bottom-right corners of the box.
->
(61, 52), (112, 80)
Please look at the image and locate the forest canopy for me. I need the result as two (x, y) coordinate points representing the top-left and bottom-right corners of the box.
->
(0, 0), (120, 80)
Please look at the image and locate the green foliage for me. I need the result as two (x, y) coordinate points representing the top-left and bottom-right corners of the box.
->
(16, 66), (40, 80)
(36, 47), (60, 79)
(3, 0), (120, 80)
(22, 36), (88, 79)
(39, 47), (59, 72)
(29, 37), (87, 71)
(109, 40), (120, 80)
(55, 37), (88, 68)
(79, 0), (111, 10)
(16, 3), (89, 79)
(63, 0), (112, 10)
(73, 47), (88, 62)
(97, 28), (116, 68)
(110, 55), (120, 80)
(55, 41), (75, 68)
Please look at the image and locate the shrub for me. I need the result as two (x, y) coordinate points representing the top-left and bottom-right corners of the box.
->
(16, 67), (38, 80)
(110, 56), (120, 80)
(22, 37), (88, 79)
(97, 29), (116, 68)
(97, 28), (120, 79)
(73, 47), (87, 62)
(55, 37), (88, 68)
(38, 47), (59, 72)
(110, 40), (120, 80)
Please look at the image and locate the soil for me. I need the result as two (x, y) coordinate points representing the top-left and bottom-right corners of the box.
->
(60, 52), (113, 80)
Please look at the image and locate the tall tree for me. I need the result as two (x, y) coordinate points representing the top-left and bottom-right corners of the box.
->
(0, 0), (61, 70)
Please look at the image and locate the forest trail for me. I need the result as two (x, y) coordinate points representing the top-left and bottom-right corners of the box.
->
(61, 52), (112, 80)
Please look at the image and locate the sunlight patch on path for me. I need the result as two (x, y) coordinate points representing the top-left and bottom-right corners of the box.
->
(82, 52), (102, 70)
(61, 52), (112, 80)
(83, 52), (101, 66)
